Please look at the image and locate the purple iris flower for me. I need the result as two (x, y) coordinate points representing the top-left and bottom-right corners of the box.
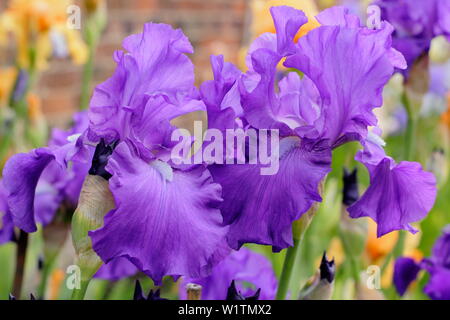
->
(373, 0), (450, 76)
(3, 22), (229, 286)
(205, 6), (435, 251)
(2, 111), (91, 233)
(179, 248), (277, 300)
(85, 23), (230, 285)
(394, 225), (450, 300)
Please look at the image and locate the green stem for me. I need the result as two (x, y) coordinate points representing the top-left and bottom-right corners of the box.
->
(276, 206), (316, 300)
(80, 12), (105, 110)
(37, 254), (57, 299)
(275, 238), (301, 300)
(402, 91), (416, 162)
(339, 231), (361, 283)
(12, 230), (29, 298)
(71, 279), (91, 300)
(80, 36), (95, 110)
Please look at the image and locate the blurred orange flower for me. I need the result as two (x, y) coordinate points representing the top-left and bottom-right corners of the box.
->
(0, 0), (87, 70)
(441, 94), (450, 129)
(366, 219), (398, 261)
(251, 0), (320, 40)
(0, 67), (18, 107)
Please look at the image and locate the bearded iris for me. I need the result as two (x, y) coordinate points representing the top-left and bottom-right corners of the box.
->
(204, 5), (436, 252)
(2, 22), (230, 285)
(1, 4), (439, 294)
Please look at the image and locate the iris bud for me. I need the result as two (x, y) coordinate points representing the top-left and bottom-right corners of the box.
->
(226, 280), (260, 300)
(71, 174), (115, 298)
(300, 252), (335, 300)
(134, 280), (166, 300)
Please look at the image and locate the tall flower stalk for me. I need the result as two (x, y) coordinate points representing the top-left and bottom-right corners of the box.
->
(276, 202), (318, 300)
(80, 0), (107, 110)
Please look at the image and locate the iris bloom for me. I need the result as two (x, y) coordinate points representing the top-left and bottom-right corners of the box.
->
(180, 248), (277, 300)
(2, 5), (438, 286)
(3, 23), (229, 285)
(2, 111), (90, 235)
(394, 225), (450, 300)
(205, 6), (436, 251)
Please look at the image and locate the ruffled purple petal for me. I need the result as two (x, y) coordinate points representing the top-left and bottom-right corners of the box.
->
(270, 6), (307, 56)
(209, 138), (331, 251)
(88, 23), (198, 145)
(94, 257), (139, 281)
(180, 248), (277, 300)
(393, 257), (421, 296)
(34, 181), (62, 226)
(2, 148), (56, 232)
(0, 181), (14, 244)
(90, 141), (229, 284)
(348, 134), (437, 236)
(285, 19), (405, 144)
(201, 55), (243, 118)
(2, 112), (92, 232)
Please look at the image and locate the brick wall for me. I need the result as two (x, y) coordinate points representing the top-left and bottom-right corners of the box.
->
(35, 0), (249, 126)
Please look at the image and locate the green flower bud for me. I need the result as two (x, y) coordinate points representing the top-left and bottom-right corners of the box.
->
(300, 252), (335, 300)
(71, 175), (115, 297)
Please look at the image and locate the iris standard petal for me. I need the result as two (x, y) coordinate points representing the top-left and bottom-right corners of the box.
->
(285, 19), (405, 144)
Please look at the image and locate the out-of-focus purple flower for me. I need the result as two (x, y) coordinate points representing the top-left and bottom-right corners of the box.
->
(2, 112), (91, 233)
(422, 62), (450, 115)
(179, 248), (277, 300)
(94, 257), (138, 281)
(86, 23), (229, 285)
(373, 0), (450, 76)
(394, 225), (450, 299)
